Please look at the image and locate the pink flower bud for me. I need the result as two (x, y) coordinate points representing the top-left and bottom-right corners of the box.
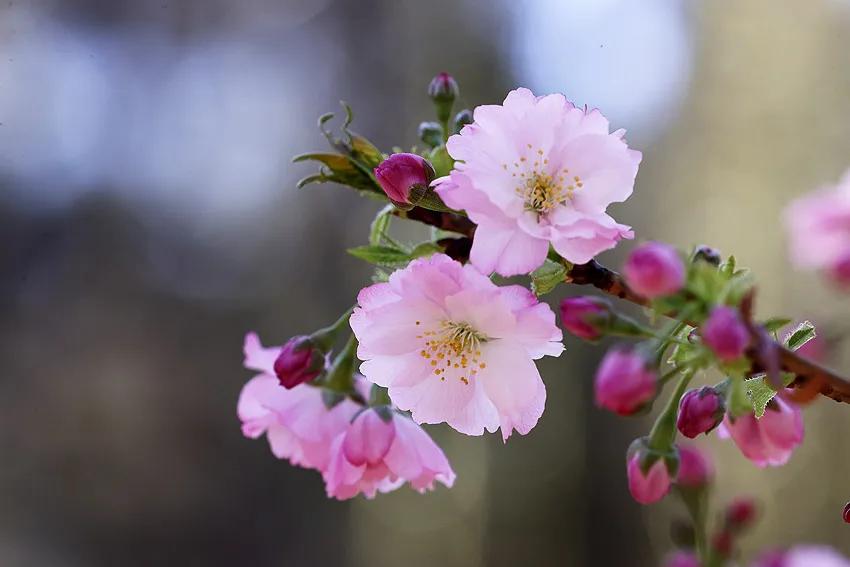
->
(701, 306), (750, 362)
(427, 72), (459, 103)
(663, 551), (701, 567)
(623, 241), (685, 299)
(373, 153), (436, 206)
(830, 252), (850, 287)
(677, 387), (725, 438)
(595, 348), (657, 415)
(273, 336), (324, 389)
(676, 444), (714, 488)
(626, 453), (671, 505)
(725, 497), (757, 530)
(718, 394), (804, 467)
(559, 296), (611, 341)
(844, 502), (850, 524)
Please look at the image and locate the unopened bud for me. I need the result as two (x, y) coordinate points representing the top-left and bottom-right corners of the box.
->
(677, 387), (725, 438)
(623, 242), (686, 299)
(693, 245), (722, 266)
(595, 348), (657, 416)
(701, 306), (750, 362)
(373, 153), (436, 208)
(273, 336), (325, 389)
(675, 444), (714, 488)
(427, 72), (459, 123)
(417, 121), (443, 148)
(559, 296), (612, 341)
(725, 497), (757, 530)
(453, 108), (473, 133)
(844, 501), (850, 523)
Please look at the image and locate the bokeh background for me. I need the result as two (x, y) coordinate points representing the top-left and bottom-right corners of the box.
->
(2, 0), (849, 565)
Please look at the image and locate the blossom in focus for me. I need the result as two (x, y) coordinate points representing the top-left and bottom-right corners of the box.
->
(350, 254), (563, 440)
(324, 408), (455, 500)
(434, 87), (640, 276)
(663, 551), (700, 567)
(594, 348), (656, 415)
(623, 241), (685, 299)
(273, 335), (326, 389)
(675, 444), (713, 488)
(677, 386), (725, 438)
(374, 153), (436, 206)
(783, 170), (850, 286)
(701, 306), (750, 362)
(626, 453), (671, 505)
(753, 546), (850, 567)
(237, 332), (360, 471)
(718, 394), (804, 467)
(559, 296), (611, 341)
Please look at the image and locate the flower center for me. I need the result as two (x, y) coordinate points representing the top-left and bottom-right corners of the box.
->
(416, 320), (487, 385)
(504, 145), (583, 216)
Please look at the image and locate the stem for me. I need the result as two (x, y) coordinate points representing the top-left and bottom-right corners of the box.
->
(323, 335), (358, 394)
(311, 308), (354, 352)
(648, 370), (694, 452)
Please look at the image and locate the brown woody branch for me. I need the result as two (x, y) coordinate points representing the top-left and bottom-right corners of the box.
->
(406, 209), (850, 404)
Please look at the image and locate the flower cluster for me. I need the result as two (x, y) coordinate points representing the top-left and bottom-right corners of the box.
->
(239, 73), (850, 565)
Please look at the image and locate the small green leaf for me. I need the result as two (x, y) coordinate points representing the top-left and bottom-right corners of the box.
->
(429, 146), (454, 178)
(746, 372), (796, 418)
(348, 133), (384, 169)
(762, 317), (792, 333)
(784, 320), (816, 351)
(347, 245), (411, 267)
(726, 377), (753, 418)
(369, 205), (394, 247)
(296, 173), (328, 189)
(720, 255), (736, 278)
(409, 242), (442, 259)
(530, 260), (567, 296)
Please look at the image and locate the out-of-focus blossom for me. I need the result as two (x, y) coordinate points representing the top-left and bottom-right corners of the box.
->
(324, 408), (455, 500)
(784, 170), (850, 287)
(434, 87), (639, 276)
(350, 254), (563, 440)
(677, 387), (724, 438)
(374, 153), (436, 206)
(594, 348), (656, 415)
(626, 453), (671, 505)
(273, 335), (326, 389)
(718, 395), (804, 468)
(663, 551), (700, 567)
(676, 444), (713, 488)
(237, 333), (360, 471)
(753, 546), (850, 567)
(559, 296), (611, 341)
(701, 306), (750, 362)
(623, 241), (685, 299)
(725, 497), (757, 530)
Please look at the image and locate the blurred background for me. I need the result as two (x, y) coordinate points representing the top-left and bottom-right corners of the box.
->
(2, 0), (849, 565)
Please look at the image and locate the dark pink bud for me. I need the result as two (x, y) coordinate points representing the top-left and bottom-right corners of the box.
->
(677, 387), (724, 438)
(595, 348), (657, 415)
(559, 296), (611, 341)
(373, 153), (436, 205)
(663, 551), (701, 567)
(830, 252), (850, 287)
(725, 497), (757, 530)
(675, 444), (714, 488)
(623, 242), (685, 299)
(626, 450), (671, 505)
(273, 336), (324, 389)
(712, 531), (733, 558)
(427, 72), (459, 103)
(701, 306), (750, 362)
(843, 501), (850, 523)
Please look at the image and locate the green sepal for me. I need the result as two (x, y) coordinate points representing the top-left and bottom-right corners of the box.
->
(784, 320), (816, 351)
(530, 259), (567, 296)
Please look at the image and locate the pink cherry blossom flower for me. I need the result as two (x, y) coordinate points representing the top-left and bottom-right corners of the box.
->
(350, 254), (563, 440)
(626, 453), (671, 505)
(324, 408), (455, 500)
(237, 332), (360, 471)
(718, 394), (804, 468)
(784, 170), (850, 286)
(753, 546), (850, 567)
(433, 87), (640, 276)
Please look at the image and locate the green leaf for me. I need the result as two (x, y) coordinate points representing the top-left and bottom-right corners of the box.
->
(720, 255), (736, 278)
(348, 133), (384, 169)
(347, 245), (411, 267)
(409, 242), (442, 259)
(530, 260), (567, 296)
(428, 146), (454, 178)
(762, 317), (792, 333)
(784, 320), (816, 351)
(746, 372), (796, 418)
(369, 205), (394, 247)
(296, 173), (328, 189)
(726, 377), (753, 418)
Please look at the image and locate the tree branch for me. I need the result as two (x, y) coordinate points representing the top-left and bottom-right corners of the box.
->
(404, 209), (850, 404)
